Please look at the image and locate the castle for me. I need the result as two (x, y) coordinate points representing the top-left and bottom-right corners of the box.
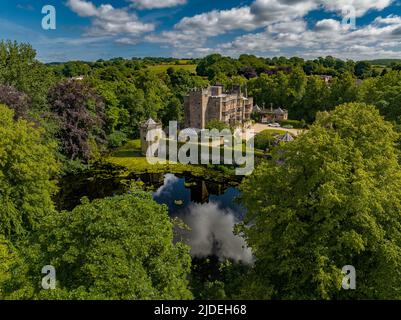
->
(183, 85), (253, 129)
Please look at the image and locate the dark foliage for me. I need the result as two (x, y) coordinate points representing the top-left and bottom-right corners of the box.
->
(239, 66), (257, 79)
(0, 85), (30, 120)
(48, 80), (106, 162)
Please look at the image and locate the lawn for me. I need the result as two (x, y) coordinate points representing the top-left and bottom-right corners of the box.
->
(372, 64), (388, 75)
(105, 139), (241, 183)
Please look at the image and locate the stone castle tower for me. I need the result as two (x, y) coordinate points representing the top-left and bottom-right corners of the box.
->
(140, 118), (163, 156)
(183, 85), (253, 129)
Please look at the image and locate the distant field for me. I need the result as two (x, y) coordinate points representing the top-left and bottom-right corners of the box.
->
(366, 59), (401, 66)
(147, 64), (197, 73)
(372, 65), (388, 74)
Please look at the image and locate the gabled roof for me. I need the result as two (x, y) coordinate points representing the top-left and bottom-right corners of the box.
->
(253, 104), (262, 112)
(143, 118), (157, 127)
(279, 132), (294, 142)
(256, 106), (288, 114)
(275, 107), (286, 114)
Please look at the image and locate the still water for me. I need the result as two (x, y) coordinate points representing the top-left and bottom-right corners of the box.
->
(152, 174), (252, 264)
(57, 171), (252, 264)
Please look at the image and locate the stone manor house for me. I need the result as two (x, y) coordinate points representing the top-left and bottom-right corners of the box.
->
(184, 85), (253, 129)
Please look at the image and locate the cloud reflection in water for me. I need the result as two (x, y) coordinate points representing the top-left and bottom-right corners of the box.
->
(179, 202), (253, 264)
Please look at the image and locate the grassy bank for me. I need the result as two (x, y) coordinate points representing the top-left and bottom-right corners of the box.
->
(105, 140), (242, 184)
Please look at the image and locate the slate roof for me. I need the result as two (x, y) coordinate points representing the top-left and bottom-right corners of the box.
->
(279, 132), (294, 142)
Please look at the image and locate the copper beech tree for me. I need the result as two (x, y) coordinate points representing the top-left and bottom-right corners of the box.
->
(48, 80), (106, 163)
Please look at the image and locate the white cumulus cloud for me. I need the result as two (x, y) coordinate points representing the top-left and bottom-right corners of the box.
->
(66, 0), (154, 37)
(145, 0), (394, 52)
(144, 0), (397, 59)
(131, 0), (187, 9)
(212, 13), (401, 60)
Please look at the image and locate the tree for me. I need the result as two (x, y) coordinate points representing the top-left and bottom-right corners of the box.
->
(0, 41), (54, 112)
(62, 61), (91, 78)
(98, 66), (124, 82)
(0, 104), (59, 239)
(390, 63), (401, 71)
(358, 70), (401, 123)
(248, 68), (306, 113)
(48, 80), (106, 163)
(296, 75), (330, 122)
(205, 119), (230, 131)
(94, 78), (148, 138)
(197, 54), (240, 80)
(4, 193), (193, 300)
(0, 236), (20, 299)
(303, 61), (319, 75)
(0, 85), (30, 120)
(253, 73), (277, 106)
(239, 66), (257, 79)
(190, 257), (250, 300)
(210, 72), (230, 87)
(354, 61), (372, 79)
(167, 68), (208, 101)
(134, 70), (171, 119)
(93, 80), (130, 135)
(328, 72), (358, 108)
(239, 103), (401, 299)
(116, 82), (146, 136)
(225, 75), (248, 92)
(286, 68), (307, 114)
(254, 130), (280, 151)
(161, 97), (183, 126)
(239, 54), (269, 70)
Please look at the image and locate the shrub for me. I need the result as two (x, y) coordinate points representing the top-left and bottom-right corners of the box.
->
(254, 130), (282, 150)
(108, 131), (128, 148)
(279, 119), (306, 128)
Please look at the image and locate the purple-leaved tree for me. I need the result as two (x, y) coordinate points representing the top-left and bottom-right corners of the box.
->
(48, 80), (105, 163)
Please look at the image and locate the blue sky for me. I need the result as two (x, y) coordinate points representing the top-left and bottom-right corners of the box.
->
(1, 0), (401, 62)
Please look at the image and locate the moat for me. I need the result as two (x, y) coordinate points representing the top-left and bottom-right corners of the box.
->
(56, 170), (252, 264)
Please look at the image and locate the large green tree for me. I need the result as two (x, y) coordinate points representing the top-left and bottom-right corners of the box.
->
(296, 75), (330, 122)
(358, 70), (401, 123)
(327, 72), (359, 108)
(196, 54), (240, 79)
(4, 193), (193, 300)
(134, 70), (171, 119)
(248, 68), (306, 113)
(0, 41), (54, 113)
(0, 104), (59, 239)
(0, 236), (20, 299)
(239, 103), (401, 299)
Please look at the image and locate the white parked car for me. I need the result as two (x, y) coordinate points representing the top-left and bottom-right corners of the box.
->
(268, 123), (281, 128)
